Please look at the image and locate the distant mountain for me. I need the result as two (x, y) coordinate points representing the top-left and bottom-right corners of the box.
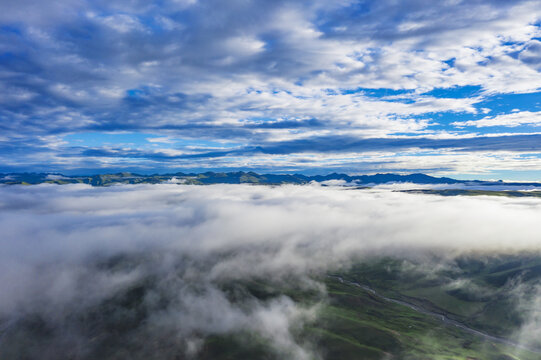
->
(1, 171), (540, 188)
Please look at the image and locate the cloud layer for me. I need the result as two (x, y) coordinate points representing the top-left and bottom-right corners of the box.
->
(1, 0), (540, 176)
(1, 184), (541, 357)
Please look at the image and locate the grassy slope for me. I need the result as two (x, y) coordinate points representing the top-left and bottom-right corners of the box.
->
(200, 264), (540, 360)
(309, 276), (537, 360)
(337, 256), (541, 356)
(2, 257), (540, 359)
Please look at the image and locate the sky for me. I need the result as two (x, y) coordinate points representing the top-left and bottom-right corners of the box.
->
(1, 0), (541, 179)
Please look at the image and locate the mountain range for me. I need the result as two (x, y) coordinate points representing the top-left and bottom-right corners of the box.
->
(1, 171), (539, 187)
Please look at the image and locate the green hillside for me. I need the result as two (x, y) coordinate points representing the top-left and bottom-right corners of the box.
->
(2, 255), (540, 359)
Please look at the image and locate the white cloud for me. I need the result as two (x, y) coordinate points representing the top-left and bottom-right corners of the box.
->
(453, 111), (541, 128)
(146, 136), (176, 144)
(2, 183), (541, 295)
(2, 0), (540, 137)
(1, 184), (541, 357)
(0, 0), (541, 174)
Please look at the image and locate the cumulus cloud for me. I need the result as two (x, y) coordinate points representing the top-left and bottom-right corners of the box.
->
(1, 0), (540, 173)
(1, 184), (541, 358)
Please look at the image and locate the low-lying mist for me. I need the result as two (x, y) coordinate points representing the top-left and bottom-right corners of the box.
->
(1, 183), (541, 359)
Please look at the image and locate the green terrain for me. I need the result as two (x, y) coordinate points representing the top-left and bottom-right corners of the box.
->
(2, 255), (541, 359)
(400, 189), (541, 198)
(325, 255), (541, 359)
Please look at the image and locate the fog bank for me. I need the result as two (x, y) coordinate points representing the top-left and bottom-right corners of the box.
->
(1, 183), (541, 358)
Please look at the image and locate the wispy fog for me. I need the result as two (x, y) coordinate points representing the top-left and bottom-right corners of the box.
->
(1, 183), (541, 358)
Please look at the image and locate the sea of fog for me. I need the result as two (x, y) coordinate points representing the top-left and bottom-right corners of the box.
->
(1, 183), (541, 358)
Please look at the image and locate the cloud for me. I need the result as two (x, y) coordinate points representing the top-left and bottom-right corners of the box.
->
(453, 111), (541, 128)
(1, 0), (540, 173)
(146, 136), (176, 144)
(1, 184), (541, 357)
(254, 134), (541, 154)
(53, 134), (541, 161)
(4, 132), (541, 177)
(514, 283), (541, 351)
(519, 39), (541, 70)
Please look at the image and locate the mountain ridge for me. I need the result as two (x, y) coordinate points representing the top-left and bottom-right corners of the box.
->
(1, 171), (540, 187)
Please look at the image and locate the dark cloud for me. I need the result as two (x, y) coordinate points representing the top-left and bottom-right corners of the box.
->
(256, 134), (541, 154)
(520, 40), (541, 70)
(56, 134), (541, 162)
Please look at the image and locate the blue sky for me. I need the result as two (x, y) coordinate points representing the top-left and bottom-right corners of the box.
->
(1, 0), (541, 179)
